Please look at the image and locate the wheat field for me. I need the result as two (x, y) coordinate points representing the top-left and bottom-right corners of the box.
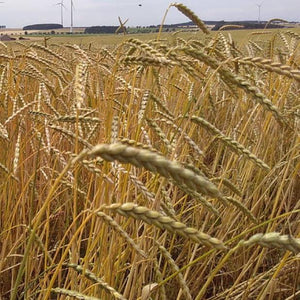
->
(0, 4), (300, 300)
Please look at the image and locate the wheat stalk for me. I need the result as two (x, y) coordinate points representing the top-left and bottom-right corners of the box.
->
(189, 115), (270, 170)
(40, 83), (60, 117)
(146, 118), (173, 153)
(171, 3), (209, 34)
(157, 244), (193, 300)
(241, 233), (300, 254)
(219, 25), (244, 31)
(123, 55), (175, 67)
(5, 101), (38, 125)
(75, 61), (88, 109)
(49, 124), (93, 149)
(138, 90), (150, 124)
(86, 143), (222, 198)
(67, 263), (127, 300)
(0, 122), (8, 141)
(31, 43), (67, 62)
(0, 162), (19, 181)
(54, 115), (101, 124)
(232, 56), (300, 82)
(225, 197), (257, 224)
(101, 202), (226, 250)
(264, 18), (288, 29)
(183, 47), (284, 124)
(51, 288), (101, 300)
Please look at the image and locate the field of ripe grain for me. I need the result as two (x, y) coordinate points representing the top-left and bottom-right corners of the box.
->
(0, 4), (300, 300)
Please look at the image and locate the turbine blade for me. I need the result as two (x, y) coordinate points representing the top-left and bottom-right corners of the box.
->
(115, 26), (122, 34)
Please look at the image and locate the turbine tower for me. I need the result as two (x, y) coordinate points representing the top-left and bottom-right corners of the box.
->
(56, 0), (65, 27)
(256, 1), (264, 24)
(70, 0), (74, 33)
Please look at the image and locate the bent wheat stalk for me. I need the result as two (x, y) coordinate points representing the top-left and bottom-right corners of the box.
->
(101, 202), (226, 250)
(171, 3), (209, 35)
(189, 116), (270, 170)
(241, 233), (300, 254)
(157, 244), (193, 300)
(67, 263), (127, 300)
(183, 47), (284, 125)
(94, 211), (147, 258)
(86, 143), (221, 198)
(51, 288), (101, 300)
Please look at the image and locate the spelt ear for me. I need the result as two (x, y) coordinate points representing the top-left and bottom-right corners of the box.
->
(87, 143), (222, 198)
(101, 202), (226, 250)
(51, 288), (102, 300)
(171, 3), (209, 34)
(241, 233), (300, 254)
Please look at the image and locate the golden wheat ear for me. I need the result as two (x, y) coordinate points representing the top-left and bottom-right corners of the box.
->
(66, 263), (127, 300)
(102, 202), (226, 250)
(241, 233), (300, 254)
(51, 288), (102, 300)
(86, 143), (222, 198)
(171, 3), (210, 34)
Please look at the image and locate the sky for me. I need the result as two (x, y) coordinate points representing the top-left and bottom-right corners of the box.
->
(0, 0), (299, 29)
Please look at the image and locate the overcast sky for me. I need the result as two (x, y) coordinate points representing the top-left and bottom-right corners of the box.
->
(1, 0), (299, 28)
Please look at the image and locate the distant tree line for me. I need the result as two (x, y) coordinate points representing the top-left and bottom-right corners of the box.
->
(84, 26), (119, 34)
(23, 24), (63, 30)
(212, 21), (284, 31)
(21, 20), (289, 36)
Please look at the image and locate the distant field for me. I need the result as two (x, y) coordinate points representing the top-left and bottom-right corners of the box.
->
(1, 27), (300, 48)
(0, 27), (86, 35)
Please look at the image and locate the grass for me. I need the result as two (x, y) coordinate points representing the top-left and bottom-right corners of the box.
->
(0, 4), (300, 300)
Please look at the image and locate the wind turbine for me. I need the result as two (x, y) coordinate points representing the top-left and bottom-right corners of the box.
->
(0, 1), (4, 29)
(70, 0), (74, 33)
(55, 0), (65, 27)
(116, 17), (129, 35)
(256, 1), (264, 24)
